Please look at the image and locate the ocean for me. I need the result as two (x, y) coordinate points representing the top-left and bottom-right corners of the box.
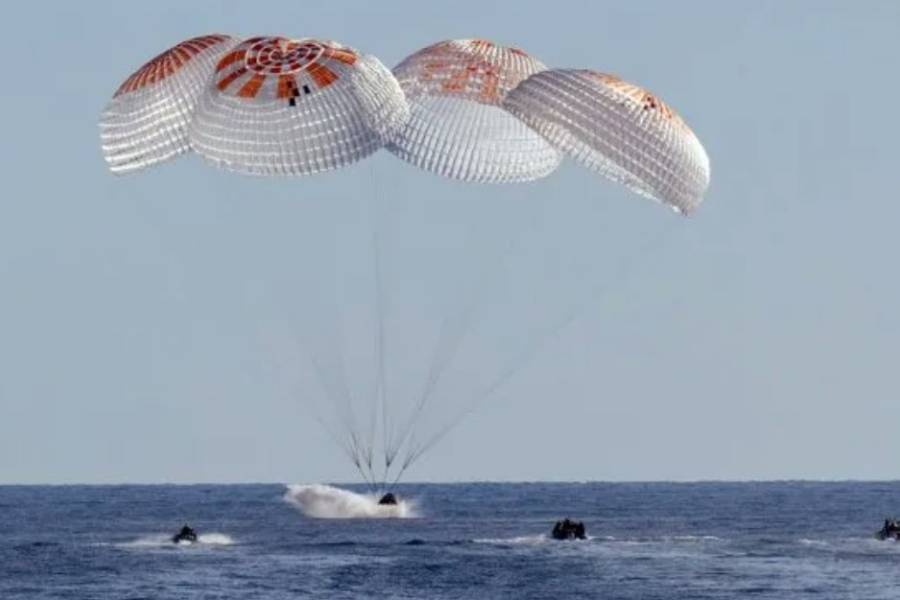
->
(2, 481), (898, 599)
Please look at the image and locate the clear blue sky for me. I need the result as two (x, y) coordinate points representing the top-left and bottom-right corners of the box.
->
(1, 1), (898, 484)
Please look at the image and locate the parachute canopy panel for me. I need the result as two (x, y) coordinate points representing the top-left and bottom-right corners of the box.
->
(503, 69), (710, 213)
(388, 39), (562, 184)
(189, 36), (409, 176)
(100, 34), (238, 175)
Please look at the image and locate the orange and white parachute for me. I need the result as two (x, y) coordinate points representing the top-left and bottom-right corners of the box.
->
(190, 36), (408, 176)
(503, 69), (710, 214)
(100, 34), (239, 174)
(100, 35), (710, 211)
(387, 39), (562, 183)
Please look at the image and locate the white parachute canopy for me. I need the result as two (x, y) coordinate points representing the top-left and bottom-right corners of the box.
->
(100, 34), (239, 174)
(503, 69), (711, 214)
(388, 39), (563, 183)
(190, 36), (409, 176)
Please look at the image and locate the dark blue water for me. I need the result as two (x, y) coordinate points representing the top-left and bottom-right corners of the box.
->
(2, 482), (898, 599)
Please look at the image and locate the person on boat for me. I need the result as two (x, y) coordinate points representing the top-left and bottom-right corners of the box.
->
(574, 521), (586, 540)
(552, 521), (563, 539)
(877, 517), (900, 541)
(172, 524), (198, 544)
(551, 518), (586, 540)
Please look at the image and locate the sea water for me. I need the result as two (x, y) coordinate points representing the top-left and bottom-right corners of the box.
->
(2, 482), (898, 599)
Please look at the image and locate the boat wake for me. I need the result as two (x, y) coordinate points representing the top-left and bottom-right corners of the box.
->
(284, 484), (417, 519)
(472, 534), (550, 546)
(118, 533), (235, 548)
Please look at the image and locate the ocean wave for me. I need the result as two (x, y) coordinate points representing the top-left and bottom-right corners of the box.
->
(283, 484), (417, 519)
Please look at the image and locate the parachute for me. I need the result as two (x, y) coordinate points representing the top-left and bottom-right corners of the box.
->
(189, 37), (408, 176)
(100, 34), (239, 174)
(503, 69), (710, 213)
(100, 34), (711, 488)
(387, 39), (562, 183)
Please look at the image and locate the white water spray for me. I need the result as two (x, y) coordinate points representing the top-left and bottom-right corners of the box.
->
(283, 484), (417, 519)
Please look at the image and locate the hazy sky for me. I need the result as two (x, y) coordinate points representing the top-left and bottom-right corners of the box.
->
(1, 1), (898, 484)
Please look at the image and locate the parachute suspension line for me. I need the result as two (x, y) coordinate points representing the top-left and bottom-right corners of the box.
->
(375, 208), (393, 488)
(275, 352), (364, 485)
(321, 423), (373, 491)
(386, 276), (484, 463)
(389, 447), (416, 488)
(389, 196), (544, 478)
(276, 344), (375, 492)
(365, 164), (393, 490)
(281, 315), (348, 437)
(309, 351), (373, 491)
(287, 225), (371, 489)
(388, 210), (529, 471)
(389, 431), (428, 488)
(323, 205), (375, 487)
(347, 429), (378, 492)
(255, 237), (373, 489)
(398, 218), (682, 474)
(364, 163), (381, 486)
(332, 353), (362, 475)
(308, 332), (363, 470)
(284, 316), (375, 492)
(394, 274), (485, 449)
